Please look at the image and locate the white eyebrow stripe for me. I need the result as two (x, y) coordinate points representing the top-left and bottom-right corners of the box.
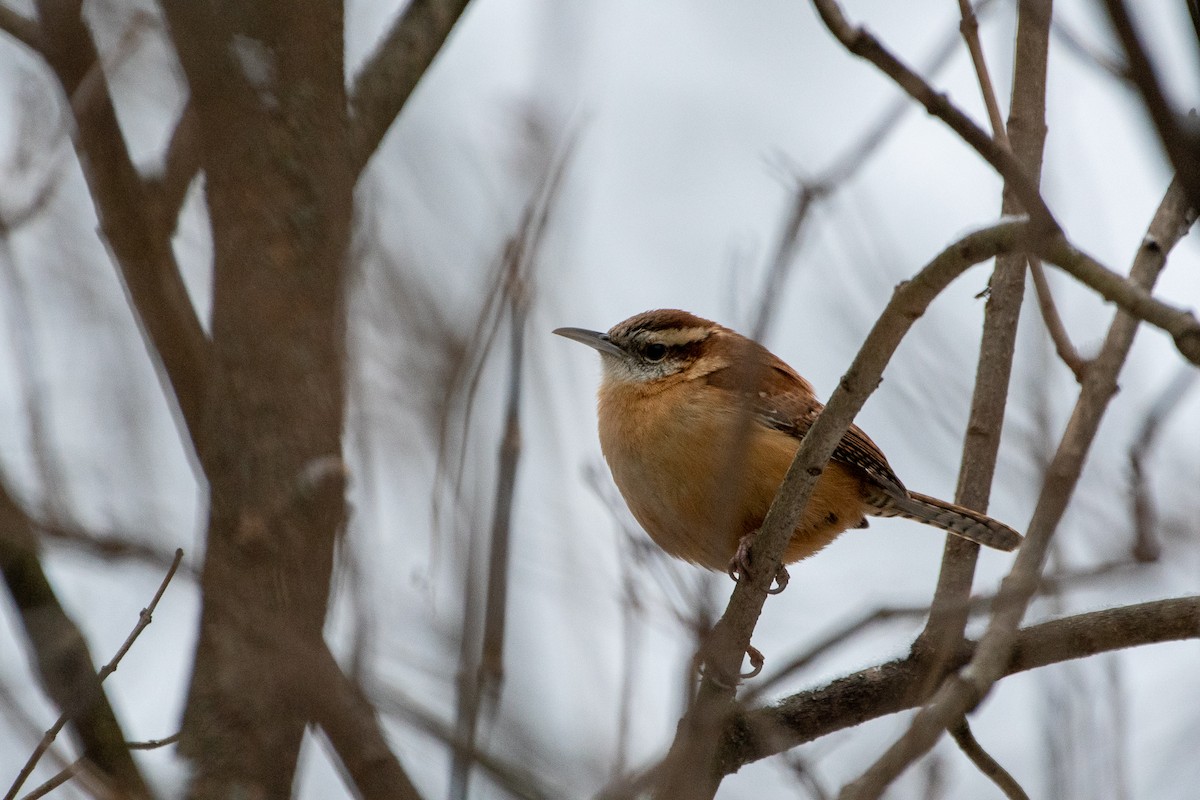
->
(651, 327), (710, 347)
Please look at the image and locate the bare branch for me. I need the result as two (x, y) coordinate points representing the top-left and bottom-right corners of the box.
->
(304, 647), (422, 800)
(724, 596), (1200, 770)
(956, 0), (1086, 380)
(18, 759), (89, 800)
(127, 732), (182, 751)
(652, 219), (1035, 800)
(145, 102), (201, 238)
(1, 491), (178, 800)
(1101, 0), (1200, 213)
(1127, 366), (1197, 561)
(450, 121), (576, 799)
(1037, 231), (1200, 365)
(949, 719), (1030, 800)
(0, 6), (42, 53)
(809, 0), (1059, 236)
(918, 0), (1052, 680)
(33, 0), (211, 452)
(1027, 256), (1089, 380)
(836, 179), (1195, 800)
(956, 0), (1006, 138)
(349, 0), (473, 174)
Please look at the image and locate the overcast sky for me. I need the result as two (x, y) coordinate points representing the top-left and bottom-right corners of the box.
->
(2, 1), (1199, 798)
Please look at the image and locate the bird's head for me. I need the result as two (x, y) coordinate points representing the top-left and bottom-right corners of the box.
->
(554, 309), (733, 386)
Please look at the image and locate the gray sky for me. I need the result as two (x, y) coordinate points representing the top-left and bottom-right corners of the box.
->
(2, 1), (1199, 798)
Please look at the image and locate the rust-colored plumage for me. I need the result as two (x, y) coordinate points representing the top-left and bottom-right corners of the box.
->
(555, 309), (1021, 579)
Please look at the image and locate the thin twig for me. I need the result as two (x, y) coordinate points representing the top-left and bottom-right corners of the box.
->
(349, 0), (474, 175)
(100, 549), (183, 680)
(449, 123), (577, 800)
(126, 732), (182, 750)
(956, 0), (1006, 137)
(4, 548), (182, 800)
(1127, 366), (1197, 562)
(949, 719), (1030, 800)
(653, 219), (1034, 800)
(957, 0), (1086, 380)
(722, 596), (1200, 770)
(1027, 255), (1089, 380)
(0, 6), (42, 53)
(809, 0), (1059, 237)
(835, 180), (1195, 800)
(1101, 0), (1200, 214)
(19, 759), (83, 800)
(918, 0), (1052, 686)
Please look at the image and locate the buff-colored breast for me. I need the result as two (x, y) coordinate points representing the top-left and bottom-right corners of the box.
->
(598, 376), (871, 570)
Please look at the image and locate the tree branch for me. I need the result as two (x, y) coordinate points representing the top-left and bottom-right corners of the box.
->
(0, 6), (42, 53)
(349, 0), (474, 175)
(949, 719), (1029, 800)
(959, 0), (1086, 381)
(836, 178), (1195, 800)
(652, 219), (1036, 800)
(1101, 0), (1200, 214)
(1127, 367), (1197, 562)
(1027, 255), (1089, 380)
(917, 0), (1051, 687)
(304, 646), (422, 800)
(144, 101), (201, 238)
(33, 0), (211, 453)
(1, 485), (164, 800)
(809, 0), (1059, 236)
(1036, 231), (1200, 365)
(724, 596), (1200, 770)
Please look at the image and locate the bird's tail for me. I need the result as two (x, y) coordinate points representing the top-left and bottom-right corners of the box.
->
(872, 491), (1022, 551)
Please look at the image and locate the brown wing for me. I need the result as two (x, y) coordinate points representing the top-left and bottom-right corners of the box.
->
(704, 347), (907, 497)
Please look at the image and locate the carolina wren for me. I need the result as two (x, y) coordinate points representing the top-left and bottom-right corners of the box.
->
(555, 309), (1020, 588)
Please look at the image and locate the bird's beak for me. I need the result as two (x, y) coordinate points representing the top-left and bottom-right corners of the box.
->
(553, 327), (626, 358)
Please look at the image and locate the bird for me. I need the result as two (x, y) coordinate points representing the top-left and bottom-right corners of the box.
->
(555, 309), (1021, 591)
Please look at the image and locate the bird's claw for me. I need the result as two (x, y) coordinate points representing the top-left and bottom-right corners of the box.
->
(727, 533), (790, 594)
(741, 645), (765, 679)
(696, 644), (767, 686)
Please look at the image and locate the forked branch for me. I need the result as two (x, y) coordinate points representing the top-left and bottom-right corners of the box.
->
(350, 0), (474, 174)
(836, 179), (1195, 800)
(809, 0), (1059, 236)
(724, 596), (1200, 770)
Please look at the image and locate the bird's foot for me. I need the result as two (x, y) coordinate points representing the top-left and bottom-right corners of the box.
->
(727, 532), (790, 594)
(695, 644), (767, 687)
(743, 645), (765, 679)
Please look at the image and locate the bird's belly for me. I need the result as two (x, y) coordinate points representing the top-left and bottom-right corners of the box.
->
(599, 389), (869, 570)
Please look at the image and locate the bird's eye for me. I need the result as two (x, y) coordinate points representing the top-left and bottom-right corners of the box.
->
(644, 343), (668, 362)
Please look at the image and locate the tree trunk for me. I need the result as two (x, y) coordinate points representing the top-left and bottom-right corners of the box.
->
(161, 3), (355, 795)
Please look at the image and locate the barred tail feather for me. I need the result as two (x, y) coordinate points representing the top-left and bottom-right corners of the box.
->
(874, 491), (1022, 551)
